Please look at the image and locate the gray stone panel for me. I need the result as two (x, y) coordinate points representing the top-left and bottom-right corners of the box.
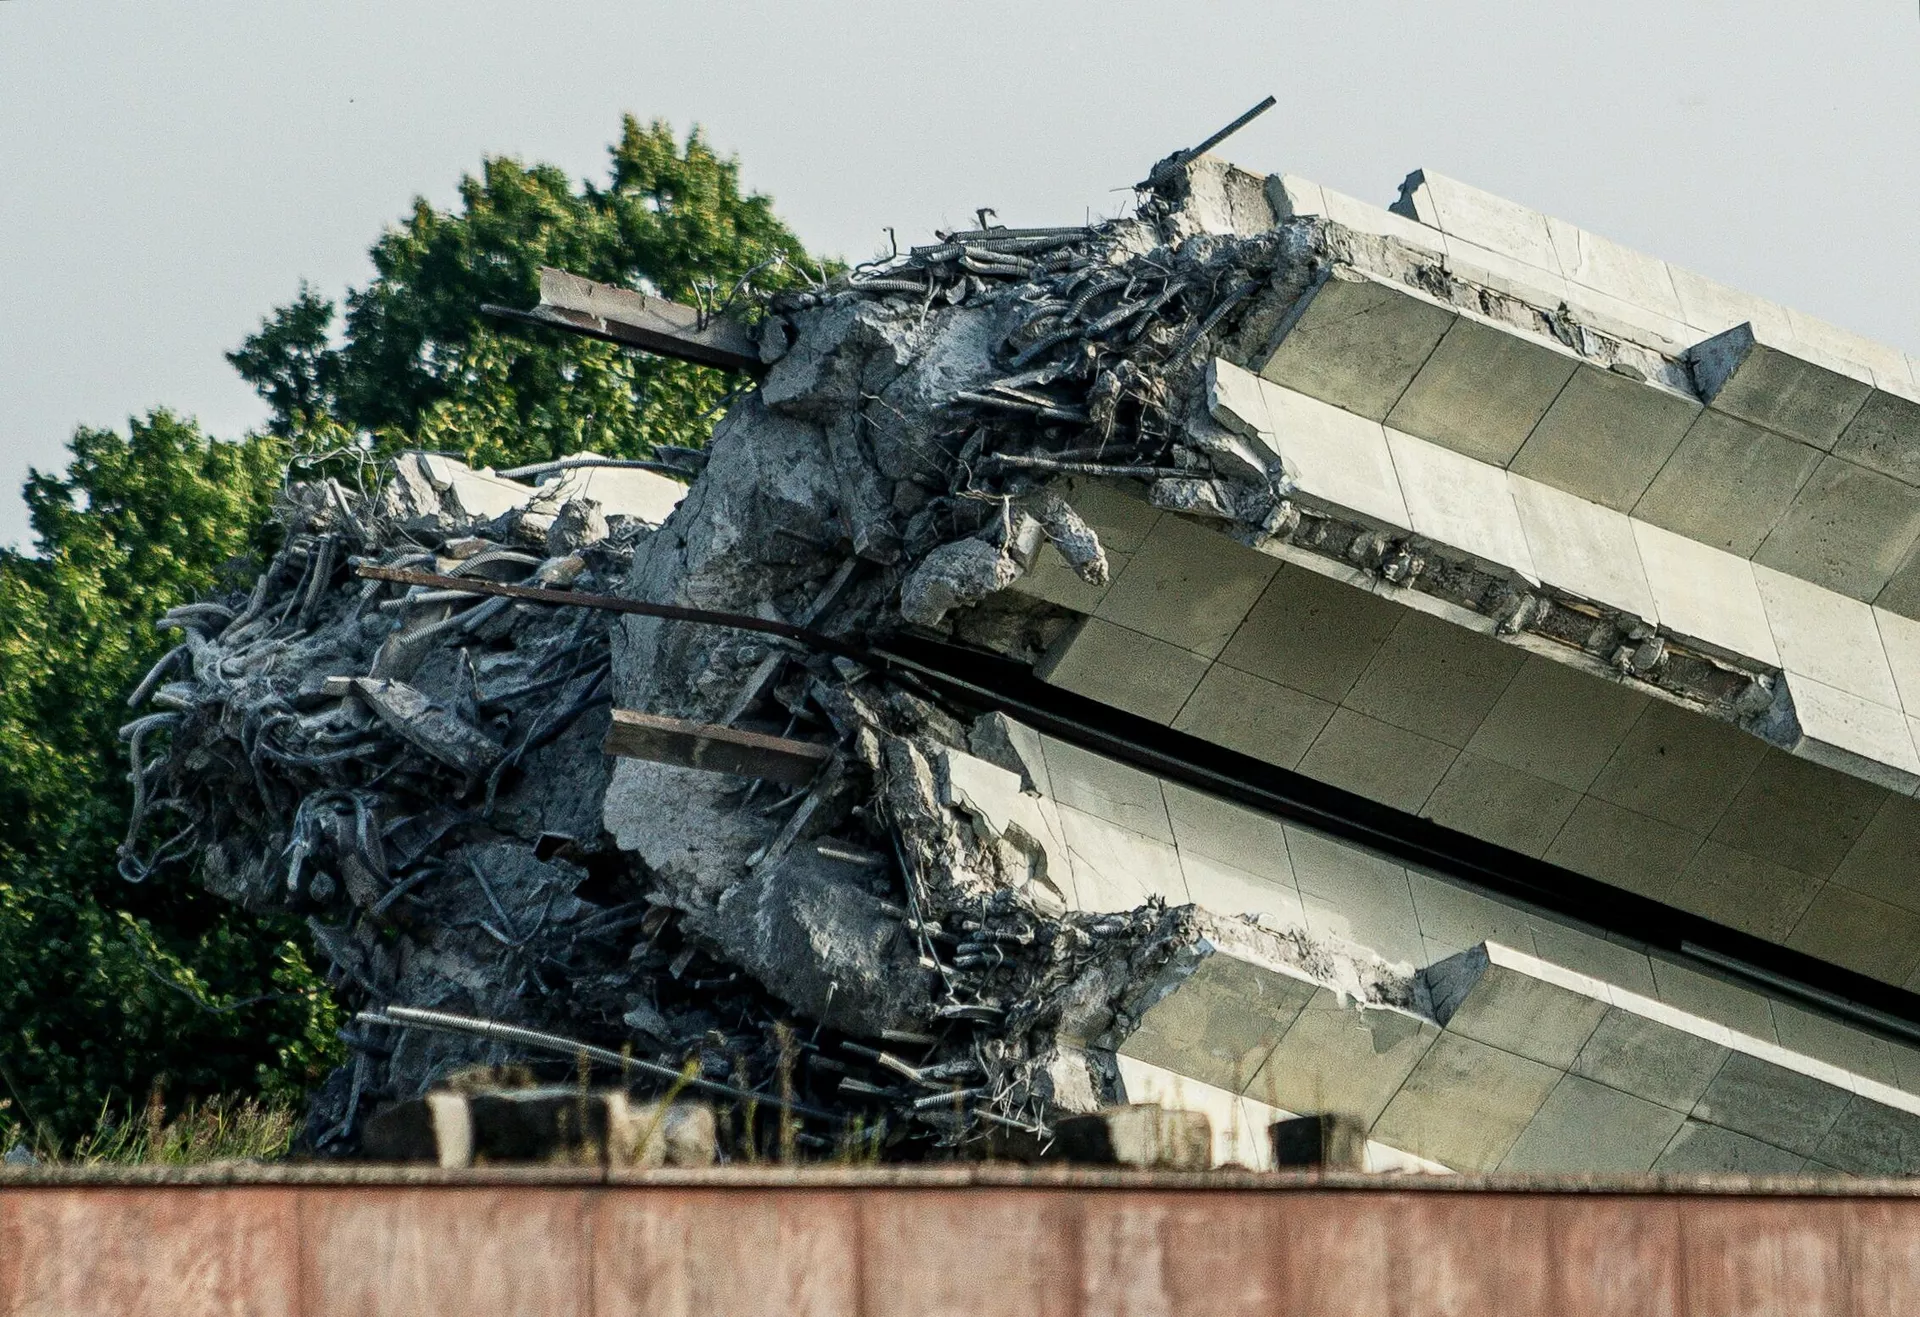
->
(1543, 797), (1702, 901)
(1753, 456), (1920, 602)
(1690, 324), (1873, 451)
(1432, 958), (1609, 1070)
(1170, 664), (1333, 772)
(1371, 1033), (1561, 1171)
(1498, 1074), (1686, 1173)
(1785, 885), (1920, 987)
(1217, 566), (1403, 704)
(1341, 611), (1525, 749)
(1295, 708), (1458, 814)
(1420, 752), (1580, 858)
(1830, 794), (1920, 914)
(1257, 266), (1456, 421)
(1586, 700), (1766, 836)
(1572, 1007), (1731, 1113)
(1834, 387), (1920, 487)
(1508, 365), (1699, 513)
(1653, 1120), (1808, 1174)
(1245, 988), (1437, 1124)
(1708, 750), (1885, 880)
(1118, 954), (1318, 1096)
(1462, 655), (1648, 793)
(1630, 409), (1823, 557)
(1094, 515), (1276, 659)
(1037, 617), (1207, 725)
(1813, 1095), (1920, 1176)
(1690, 1052), (1852, 1158)
(1665, 842), (1822, 942)
(1385, 315), (1579, 467)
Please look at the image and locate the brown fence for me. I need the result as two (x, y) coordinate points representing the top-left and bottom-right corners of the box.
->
(6, 1165), (1920, 1314)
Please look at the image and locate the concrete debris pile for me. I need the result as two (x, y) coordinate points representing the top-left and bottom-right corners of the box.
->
(122, 146), (1444, 1163)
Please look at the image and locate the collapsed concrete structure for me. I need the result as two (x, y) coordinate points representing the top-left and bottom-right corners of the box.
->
(125, 141), (1920, 1174)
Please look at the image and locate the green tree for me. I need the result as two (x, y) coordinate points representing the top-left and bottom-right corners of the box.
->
(0, 411), (339, 1150)
(231, 115), (821, 470)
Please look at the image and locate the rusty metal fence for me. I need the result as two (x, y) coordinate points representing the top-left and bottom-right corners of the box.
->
(6, 1165), (1920, 1314)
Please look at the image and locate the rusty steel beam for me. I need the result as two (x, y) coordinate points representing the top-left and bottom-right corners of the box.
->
(603, 709), (831, 787)
(482, 267), (761, 373)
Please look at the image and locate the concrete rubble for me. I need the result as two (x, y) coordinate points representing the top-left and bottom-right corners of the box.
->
(122, 138), (1920, 1173)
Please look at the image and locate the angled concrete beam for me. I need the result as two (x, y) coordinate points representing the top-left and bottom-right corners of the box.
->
(484, 267), (760, 373)
(604, 710), (831, 787)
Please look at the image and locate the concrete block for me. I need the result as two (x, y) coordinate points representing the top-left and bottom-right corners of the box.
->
(1499, 1074), (1687, 1173)
(1559, 283), (1695, 354)
(1057, 805), (1186, 913)
(1118, 952), (1317, 1095)
(1546, 216), (1686, 321)
(1260, 379), (1411, 528)
(1755, 456), (1920, 602)
(1372, 1032), (1563, 1171)
(1631, 520), (1779, 666)
(1161, 781), (1293, 882)
(1385, 428), (1535, 575)
(1050, 1104), (1214, 1170)
(1179, 850), (1306, 931)
(1834, 385), (1920, 488)
(1419, 752), (1580, 859)
(1296, 707), (1460, 814)
(1264, 172), (1327, 221)
(1285, 826), (1424, 962)
(1397, 169), (1561, 272)
(1095, 514), (1277, 659)
(1529, 922), (1659, 997)
(1441, 234), (1572, 307)
(1405, 870), (1541, 960)
(1630, 410), (1823, 558)
(1691, 1051), (1853, 1158)
(1664, 840), (1822, 942)
(1343, 610), (1527, 749)
(1171, 663), (1334, 771)
(1037, 617), (1208, 725)
(1813, 1095), (1920, 1176)
(1385, 314), (1580, 467)
(1508, 474), (1657, 621)
(1041, 736), (1173, 843)
(1256, 266), (1455, 421)
(1831, 794), (1920, 914)
(1573, 1006), (1731, 1113)
(1786, 885), (1920, 987)
(545, 463), (687, 526)
(1690, 323), (1873, 451)
(1587, 700), (1767, 835)
(1245, 988), (1438, 1124)
(418, 453), (539, 522)
(1508, 365), (1700, 513)
(1206, 356), (1275, 441)
(1652, 1120), (1807, 1174)
(1426, 948), (1608, 1070)
(1668, 265), (1796, 340)
(1543, 796), (1703, 901)
(1219, 565), (1404, 703)
(1753, 563), (1901, 708)
(1463, 654), (1649, 792)
(1782, 675), (1920, 792)
(1709, 749), (1886, 880)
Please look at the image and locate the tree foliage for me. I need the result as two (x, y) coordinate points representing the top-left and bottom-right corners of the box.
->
(1, 119), (823, 1151)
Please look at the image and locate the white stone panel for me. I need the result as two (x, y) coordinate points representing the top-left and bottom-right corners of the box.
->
(1385, 429), (1536, 577)
(1258, 378), (1411, 528)
(1631, 520), (1779, 667)
(1398, 169), (1562, 274)
(1784, 676), (1920, 794)
(1508, 473), (1656, 621)
(1752, 563), (1901, 708)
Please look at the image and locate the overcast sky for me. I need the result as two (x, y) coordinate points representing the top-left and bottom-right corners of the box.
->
(4, 0), (1919, 549)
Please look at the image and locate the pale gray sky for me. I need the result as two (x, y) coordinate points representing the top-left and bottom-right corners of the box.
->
(4, 0), (1919, 549)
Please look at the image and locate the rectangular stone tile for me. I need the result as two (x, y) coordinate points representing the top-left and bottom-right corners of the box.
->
(1441, 233), (1573, 307)
(1207, 354), (1276, 438)
(1509, 365), (1700, 513)
(1783, 674), (1920, 792)
(1669, 265), (1797, 340)
(1257, 265), (1456, 420)
(1040, 736), (1172, 842)
(1463, 654), (1649, 792)
(1691, 322), (1873, 451)
(1119, 950), (1318, 1095)
(1162, 780), (1292, 880)
(1788, 308), (1916, 390)
(1770, 1001), (1899, 1089)
(1406, 869), (1541, 959)
(1652, 1119), (1808, 1173)
(1631, 409), (1823, 557)
(1301, 890), (1428, 969)
(1057, 804), (1186, 912)
(1876, 606), (1920, 716)
(1691, 1050), (1854, 1158)
(1831, 793), (1920, 914)
(1632, 519), (1780, 666)
(1010, 540), (1127, 612)
(1546, 215), (1685, 319)
(1094, 514), (1277, 659)
(1218, 563), (1404, 703)
(1509, 472), (1657, 621)
(1295, 707), (1459, 814)
(1286, 827), (1426, 965)
(1710, 748), (1888, 878)
(1755, 455), (1920, 601)
(594, 1189), (859, 1317)
(1665, 840), (1823, 942)
(1754, 562), (1902, 705)
(1543, 796), (1704, 901)
(1037, 617), (1208, 725)
(1320, 184), (1449, 255)
(1372, 1032), (1562, 1171)
(1180, 849), (1307, 931)
(1574, 1005), (1731, 1112)
(1530, 921), (1660, 997)
(1265, 171), (1327, 220)
(1342, 609), (1526, 748)
(1398, 168), (1561, 271)
(1420, 751), (1580, 858)
(1171, 663), (1334, 771)
(1499, 1073), (1688, 1173)
(1427, 950), (1609, 1069)
(1834, 385), (1920, 487)
(1587, 698), (1766, 835)
(1385, 314), (1580, 467)
(1245, 986), (1439, 1122)
(1385, 427), (1535, 573)
(1787, 885), (1920, 986)
(1561, 282), (1696, 354)
(1260, 377), (1411, 528)
(1814, 1094), (1920, 1176)
(1646, 958), (1777, 1041)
